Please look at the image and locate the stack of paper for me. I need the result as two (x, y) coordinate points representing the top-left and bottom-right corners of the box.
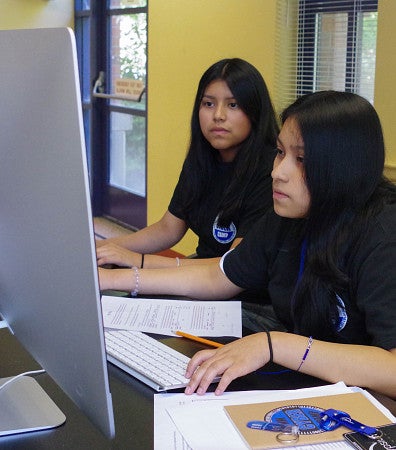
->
(101, 296), (242, 337)
(154, 382), (396, 450)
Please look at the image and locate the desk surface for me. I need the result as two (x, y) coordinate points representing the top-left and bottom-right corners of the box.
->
(1, 328), (394, 449)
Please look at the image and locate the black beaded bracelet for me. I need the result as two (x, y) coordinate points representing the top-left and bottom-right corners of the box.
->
(266, 331), (273, 364)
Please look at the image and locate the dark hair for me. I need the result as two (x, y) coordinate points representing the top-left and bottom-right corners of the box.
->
(281, 91), (396, 338)
(182, 58), (279, 226)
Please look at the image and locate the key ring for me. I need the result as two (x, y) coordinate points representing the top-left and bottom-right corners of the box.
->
(276, 426), (300, 444)
(247, 421), (299, 444)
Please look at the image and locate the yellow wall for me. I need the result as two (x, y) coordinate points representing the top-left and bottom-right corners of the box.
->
(1, 1), (395, 255)
(375, 0), (396, 181)
(0, 0), (73, 29)
(149, 0), (396, 255)
(148, 0), (277, 255)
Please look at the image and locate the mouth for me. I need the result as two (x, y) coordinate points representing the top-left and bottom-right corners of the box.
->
(211, 127), (229, 134)
(273, 189), (289, 200)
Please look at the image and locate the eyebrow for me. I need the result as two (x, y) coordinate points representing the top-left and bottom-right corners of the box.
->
(277, 136), (304, 151)
(202, 94), (236, 100)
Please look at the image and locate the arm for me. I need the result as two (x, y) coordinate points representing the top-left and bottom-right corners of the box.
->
(98, 262), (243, 299)
(183, 229), (396, 398)
(96, 210), (188, 253)
(184, 332), (396, 398)
(96, 244), (222, 269)
(96, 210), (188, 267)
(96, 231), (242, 269)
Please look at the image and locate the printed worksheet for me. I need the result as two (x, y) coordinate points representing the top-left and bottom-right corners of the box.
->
(154, 383), (396, 450)
(101, 296), (242, 337)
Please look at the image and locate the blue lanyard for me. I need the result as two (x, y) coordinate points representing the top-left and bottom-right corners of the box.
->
(320, 409), (378, 436)
(298, 238), (307, 282)
(247, 410), (378, 435)
(288, 237), (308, 334)
(247, 408), (380, 444)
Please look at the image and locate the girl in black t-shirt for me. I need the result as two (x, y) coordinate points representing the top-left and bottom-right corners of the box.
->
(96, 58), (278, 267)
(100, 91), (396, 399)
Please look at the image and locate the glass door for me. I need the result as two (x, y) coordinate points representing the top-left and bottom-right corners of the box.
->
(75, 0), (148, 229)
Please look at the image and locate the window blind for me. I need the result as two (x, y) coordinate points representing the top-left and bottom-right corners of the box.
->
(274, 0), (378, 115)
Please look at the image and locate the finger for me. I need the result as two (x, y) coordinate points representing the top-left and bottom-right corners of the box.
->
(186, 357), (229, 395)
(185, 349), (215, 377)
(97, 251), (115, 265)
(213, 368), (239, 395)
(97, 256), (107, 265)
(96, 247), (107, 260)
(185, 364), (217, 395)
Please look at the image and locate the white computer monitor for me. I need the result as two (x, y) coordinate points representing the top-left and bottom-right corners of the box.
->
(0, 27), (115, 438)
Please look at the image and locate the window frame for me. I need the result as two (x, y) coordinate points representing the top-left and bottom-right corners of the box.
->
(297, 0), (378, 97)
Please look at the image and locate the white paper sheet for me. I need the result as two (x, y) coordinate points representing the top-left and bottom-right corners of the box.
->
(101, 296), (242, 337)
(154, 383), (396, 450)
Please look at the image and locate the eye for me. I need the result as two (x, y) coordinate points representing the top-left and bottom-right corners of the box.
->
(296, 155), (304, 163)
(275, 147), (285, 157)
(229, 102), (238, 109)
(202, 100), (214, 108)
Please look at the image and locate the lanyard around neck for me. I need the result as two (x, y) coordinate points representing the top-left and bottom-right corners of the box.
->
(297, 238), (307, 282)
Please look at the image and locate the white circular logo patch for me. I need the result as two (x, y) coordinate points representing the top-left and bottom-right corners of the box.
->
(212, 216), (237, 244)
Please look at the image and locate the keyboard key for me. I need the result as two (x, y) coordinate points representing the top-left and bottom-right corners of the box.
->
(105, 329), (191, 390)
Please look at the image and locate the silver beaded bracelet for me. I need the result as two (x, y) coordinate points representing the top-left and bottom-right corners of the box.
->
(131, 266), (139, 297)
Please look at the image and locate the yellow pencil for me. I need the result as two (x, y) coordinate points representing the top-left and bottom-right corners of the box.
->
(174, 330), (224, 348)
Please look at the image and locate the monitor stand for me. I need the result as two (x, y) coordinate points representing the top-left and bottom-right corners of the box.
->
(0, 375), (66, 436)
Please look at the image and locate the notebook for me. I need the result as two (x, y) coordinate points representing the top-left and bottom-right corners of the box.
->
(224, 392), (393, 449)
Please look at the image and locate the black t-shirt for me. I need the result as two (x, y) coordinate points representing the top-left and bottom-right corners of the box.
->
(222, 206), (396, 350)
(168, 159), (273, 258)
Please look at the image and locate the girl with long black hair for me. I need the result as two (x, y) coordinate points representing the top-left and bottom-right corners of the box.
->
(100, 91), (396, 398)
(96, 58), (278, 268)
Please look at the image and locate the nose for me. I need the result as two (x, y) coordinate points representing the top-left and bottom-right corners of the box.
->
(271, 156), (288, 182)
(214, 103), (226, 121)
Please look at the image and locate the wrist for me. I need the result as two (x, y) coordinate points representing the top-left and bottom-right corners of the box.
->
(270, 332), (314, 372)
(112, 268), (135, 292)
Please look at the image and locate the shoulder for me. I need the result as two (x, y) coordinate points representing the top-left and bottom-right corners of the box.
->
(365, 202), (396, 244)
(235, 209), (303, 249)
(373, 202), (396, 235)
(348, 203), (396, 350)
(349, 202), (396, 274)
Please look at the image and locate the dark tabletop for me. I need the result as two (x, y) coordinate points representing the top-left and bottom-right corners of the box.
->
(1, 328), (394, 449)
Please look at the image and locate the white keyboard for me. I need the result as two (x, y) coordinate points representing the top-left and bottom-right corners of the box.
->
(104, 329), (191, 391)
